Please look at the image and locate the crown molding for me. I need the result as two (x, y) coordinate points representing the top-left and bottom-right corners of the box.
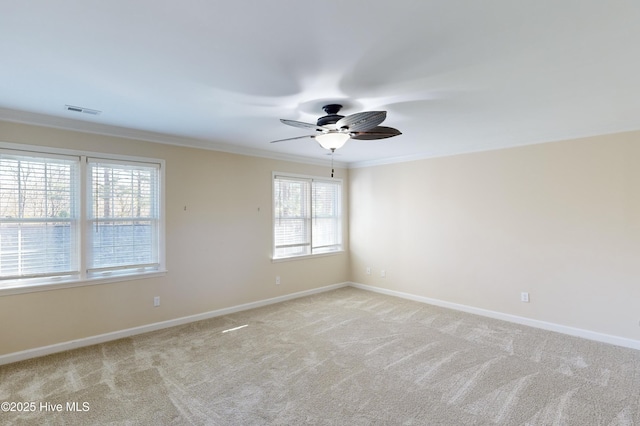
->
(0, 108), (348, 169)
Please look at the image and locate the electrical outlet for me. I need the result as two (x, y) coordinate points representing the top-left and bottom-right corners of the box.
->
(275, 276), (281, 285)
(153, 296), (160, 307)
(381, 269), (386, 278)
(366, 267), (371, 275)
(521, 292), (529, 303)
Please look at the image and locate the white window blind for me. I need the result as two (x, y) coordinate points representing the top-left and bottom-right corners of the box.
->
(311, 180), (342, 254)
(87, 159), (160, 275)
(273, 174), (342, 259)
(0, 151), (79, 280)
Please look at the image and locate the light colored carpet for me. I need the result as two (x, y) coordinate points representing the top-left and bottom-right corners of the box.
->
(1, 287), (639, 425)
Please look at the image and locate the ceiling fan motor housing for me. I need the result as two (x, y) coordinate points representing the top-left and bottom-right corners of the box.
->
(317, 104), (344, 127)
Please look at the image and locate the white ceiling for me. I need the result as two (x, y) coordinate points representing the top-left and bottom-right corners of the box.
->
(2, 1), (640, 167)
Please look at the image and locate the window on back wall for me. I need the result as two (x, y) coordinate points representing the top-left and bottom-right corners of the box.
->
(0, 151), (80, 280)
(87, 158), (160, 277)
(0, 145), (165, 293)
(273, 173), (342, 259)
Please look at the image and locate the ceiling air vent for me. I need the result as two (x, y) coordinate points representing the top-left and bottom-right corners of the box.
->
(65, 105), (101, 115)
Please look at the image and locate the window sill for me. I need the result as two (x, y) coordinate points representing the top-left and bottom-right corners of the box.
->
(272, 250), (345, 263)
(0, 270), (168, 297)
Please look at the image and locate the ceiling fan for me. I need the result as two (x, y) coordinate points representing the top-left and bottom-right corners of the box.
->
(271, 104), (402, 152)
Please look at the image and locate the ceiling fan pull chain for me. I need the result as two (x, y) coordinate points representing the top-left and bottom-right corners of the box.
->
(331, 148), (335, 178)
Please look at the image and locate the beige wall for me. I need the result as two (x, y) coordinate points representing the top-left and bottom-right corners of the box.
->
(350, 131), (640, 340)
(2, 119), (639, 356)
(0, 121), (350, 355)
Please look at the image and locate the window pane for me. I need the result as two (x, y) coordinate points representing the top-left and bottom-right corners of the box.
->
(0, 152), (78, 279)
(274, 218), (309, 246)
(0, 156), (75, 219)
(274, 178), (309, 219)
(0, 222), (76, 277)
(91, 220), (154, 268)
(312, 181), (339, 217)
(88, 161), (159, 272)
(312, 218), (340, 252)
(274, 177), (311, 257)
(312, 180), (341, 253)
(90, 163), (157, 220)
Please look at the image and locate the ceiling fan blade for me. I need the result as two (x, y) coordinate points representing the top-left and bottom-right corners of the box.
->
(335, 111), (386, 132)
(270, 135), (316, 143)
(280, 119), (325, 132)
(350, 126), (402, 140)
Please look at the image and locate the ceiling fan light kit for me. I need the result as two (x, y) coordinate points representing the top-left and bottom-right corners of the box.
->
(315, 132), (350, 150)
(271, 104), (402, 152)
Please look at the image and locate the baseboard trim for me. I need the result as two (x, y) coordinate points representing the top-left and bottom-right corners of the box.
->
(4, 281), (637, 365)
(0, 282), (350, 366)
(348, 282), (640, 351)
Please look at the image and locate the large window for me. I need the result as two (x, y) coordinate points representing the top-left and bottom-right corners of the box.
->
(273, 173), (342, 259)
(0, 145), (164, 292)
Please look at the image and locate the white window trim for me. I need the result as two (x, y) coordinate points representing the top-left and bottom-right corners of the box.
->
(272, 171), (344, 261)
(0, 142), (166, 296)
